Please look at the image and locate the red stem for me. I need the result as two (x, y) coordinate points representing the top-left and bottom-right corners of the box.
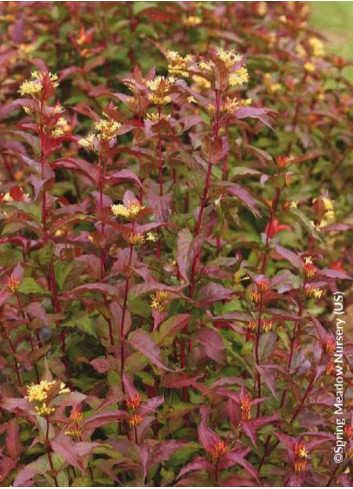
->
(120, 241), (134, 391)
(45, 417), (58, 487)
(181, 89), (222, 400)
(4, 328), (22, 387)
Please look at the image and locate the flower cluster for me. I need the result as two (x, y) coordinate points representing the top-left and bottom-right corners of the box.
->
(240, 394), (251, 421)
(51, 117), (70, 138)
(18, 71), (58, 97)
(150, 291), (168, 312)
(94, 118), (121, 141)
(166, 50), (193, 77)
(6, 275), (20, 293)
(305, 285), (323, 299)
(26, 380), (70, 416)
(65, 406), (83, 438)
(293, 442), (308, 473)
(302, 256), (317, 278)
(79, 117), (121, 149)
(209, 440), (228, 460)
(146, 76), (176, 106)
(111, 201), (145, 220)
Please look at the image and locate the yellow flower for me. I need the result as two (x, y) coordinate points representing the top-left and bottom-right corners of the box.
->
(229, 67), (249, 87)
(198, 60), (214, 73)
(150, 291), (168, 312)
(296, 44), (306, 59)
(313, 289), (323, 298)
(26, 380), (69, 417)
(294, 459), (307, 472)
(65, 428), (82, 438)
(290, 201), (298, 209)
(240, 395), (251, 421)
(146, 231), (158, 242)
(192, 75), (211, 91)
(18, 80), (42, 97)
(148, 94), (172, 105)
(18, 71), (59, 97)
(51, 117), (70, 138)
(146, 76), (175, 92)
(306, 286), (323, 298)
(146, 113), (170, 122)
(263, 73), (281, 93)
(78, 133), (95, 150)
(59, 382), (70, 394)
(2, 192), (13, 202)
(248, 320), (257, 331)
(262, 320), (273, 332)
(26, 380), (69, 402)
(94, 118), (121, 141)
(182, 15), (202, 27)
(309, 37), (324, 57)
(295, 443), (308, 459)
(249, 290), (261, 304)
(224, 97), (251, 114)
(26, 380), (52, 402)
(128, 232), (145, 245)
(322, 197), (334, 211)
(18, 44), (35, 56)
(111, 201), (145, 220)
(304, 62), (315, 73)
(216, 48), (241, 69)
(257, 1), (267, 16)
(128, 414), (143, 426)
(146, 76), (175, 106)
(35, 403), (55, 416)
(166, 50), (193, 77)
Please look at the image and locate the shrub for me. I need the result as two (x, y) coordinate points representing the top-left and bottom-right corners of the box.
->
(0, 2), (352, 487)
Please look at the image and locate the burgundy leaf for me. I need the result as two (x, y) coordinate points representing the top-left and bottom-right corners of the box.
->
(198, 283), (233, 305)
(128, 329), (172, 371)
(83, 410), (127, 431)
(177, 456), (213, 479)
(6, 419), (23, 459)
(195, 327), (225, 364)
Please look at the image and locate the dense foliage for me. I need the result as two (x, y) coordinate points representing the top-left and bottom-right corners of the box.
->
(0, 1), (352, 487)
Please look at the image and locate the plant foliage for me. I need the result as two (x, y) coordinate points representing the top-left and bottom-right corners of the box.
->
(0, 2), (352, 487)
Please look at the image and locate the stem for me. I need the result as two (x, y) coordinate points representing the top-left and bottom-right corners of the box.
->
(158, 113), (163, 197)
(39, 113), (48, 244)
(180, 89), (223, 401)
(216, 120), (230, 254)
(214, 460), (220, 485)
(4, 328), (22, 387)
(258, 368), (317, 473)
(261, 187), (281, 274)
(326, 464), (340, 487)
(98, 153), (106, 279)
(280, 303), (303, 407)
(120, 242), (134, 391)
(156, 108), (163, 259)
(254, 295), (264, 417)
(45, 417), (58, 487)
(16, 294), (40, 383)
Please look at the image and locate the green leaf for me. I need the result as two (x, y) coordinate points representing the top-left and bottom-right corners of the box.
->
(133, 1), (157, 15)
(54, 261), (73, 291)
(39, 241), (54, 266)
(241, 341), (254, 355)
(18, 277), (50, 296)
(129, 296), (151, 318)
(62, 313), (97, 337)
(168, 442), (201, 467)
